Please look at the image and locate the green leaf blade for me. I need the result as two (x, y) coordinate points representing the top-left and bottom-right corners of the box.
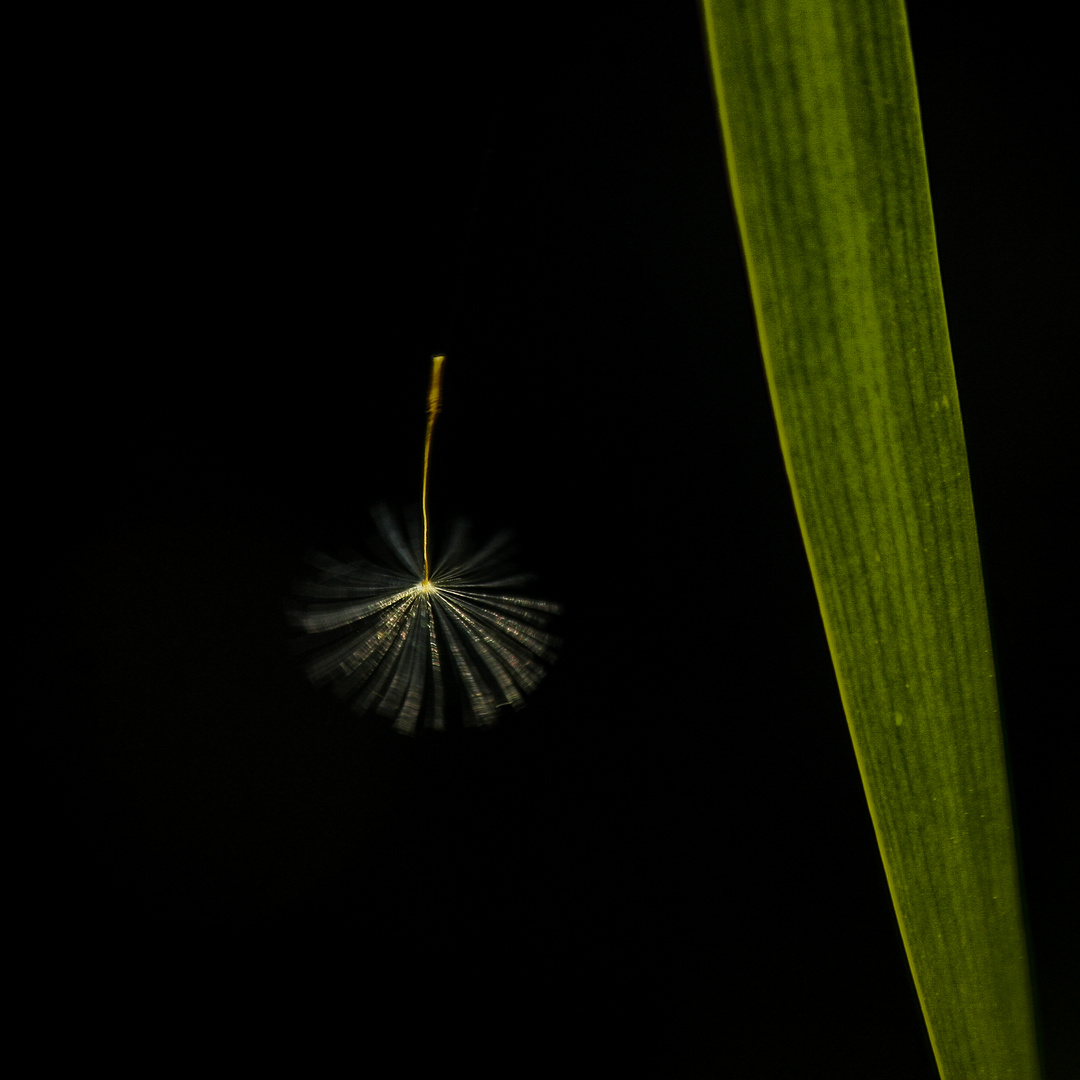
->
(700, 3), (1040, 1076)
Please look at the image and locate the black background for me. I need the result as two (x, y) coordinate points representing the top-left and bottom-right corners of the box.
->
(45, 2), (1074, 1075)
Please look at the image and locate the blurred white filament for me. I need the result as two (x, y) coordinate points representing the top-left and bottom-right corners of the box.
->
(289, 508), (560, 733)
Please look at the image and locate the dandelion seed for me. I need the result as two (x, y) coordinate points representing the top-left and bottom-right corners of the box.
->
(289, 356), (560, 733)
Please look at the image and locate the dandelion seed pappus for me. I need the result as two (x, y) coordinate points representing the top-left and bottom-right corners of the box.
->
(288, 355), (560, 733)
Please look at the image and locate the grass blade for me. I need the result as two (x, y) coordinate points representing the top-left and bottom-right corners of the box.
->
(699, 2), (1040, 1076)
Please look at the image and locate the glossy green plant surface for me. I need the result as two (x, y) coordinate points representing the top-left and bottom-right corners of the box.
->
(700, 2), (1040, 1076)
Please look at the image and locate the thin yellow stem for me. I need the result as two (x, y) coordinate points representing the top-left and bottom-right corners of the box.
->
(421, 354), (445, 584)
